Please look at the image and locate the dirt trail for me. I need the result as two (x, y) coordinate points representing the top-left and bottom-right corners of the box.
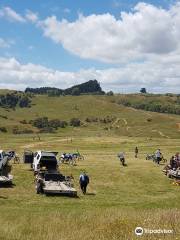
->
(122, 118), (130, 131)
(21, 138), (72, 149)
(112, 118), (120, 127)
(122, 118), (128, 125)
(111, 118), (129, 131)
(152, 130), (169, 138)
(176, 123), (180, 131)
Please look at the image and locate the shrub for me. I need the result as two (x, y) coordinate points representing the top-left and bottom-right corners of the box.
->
(19, 96), (31, 108)
(72, 87), (80, 96)
(39, 127), (55, 133)
(20, 120), (28, 124)
(70, 118), (81, 127)
(30, 117), (68, 132)
(12, 126), (33, 134)
(106, 91), (114, 96)
(0, 127), (7, 133)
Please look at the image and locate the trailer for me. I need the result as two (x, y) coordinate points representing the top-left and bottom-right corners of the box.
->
(36, 171), (77, 196)
(0, 150), (13, 185)
(33, 150), (77, 196)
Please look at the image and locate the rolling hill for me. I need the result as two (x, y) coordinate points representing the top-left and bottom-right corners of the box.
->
(0, 90), (180, 240)
(0, 93), (179, 139)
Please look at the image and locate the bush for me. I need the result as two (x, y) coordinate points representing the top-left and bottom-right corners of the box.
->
(85, 117), (98, 123)
(0, 115), (7, 119)
(0, 93), (32, 109)
(0, 127), (7, 133)
(70, 118), (81, 127)
(72, 87), (80, 96)
(39, 127), (55, 133)
(106, 91), (114, 96)
(31, 117), (49, 129)
(49, 119), (68, 129)
(30, 117), (68, 132)
(19, 96), (31, 108)
(147, 118), (152, 122)
(20, 120), (28, 124)
(12, 126), (33, 134)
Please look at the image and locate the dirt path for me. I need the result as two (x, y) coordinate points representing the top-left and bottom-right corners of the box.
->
(122, 118), (130, 131)
(152, 130), (169, 138)
(21, 138), (72, 149)
(176, 123), (180, 131)
(111, 118), (129, 131)
(122, 118), (128, 125)
(112, 118), (120, 127)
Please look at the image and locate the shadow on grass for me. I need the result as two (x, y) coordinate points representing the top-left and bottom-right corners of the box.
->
(0, 183), (16, 188)
(86, 192), (96, 196)
(45, 193), (80, 198)
(0, 195), (8, 199)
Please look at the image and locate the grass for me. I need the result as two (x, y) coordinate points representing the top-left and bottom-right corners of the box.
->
(0, 94), (180, 239)
(0, 134), (180, 240)
(0, 94), (180, 138)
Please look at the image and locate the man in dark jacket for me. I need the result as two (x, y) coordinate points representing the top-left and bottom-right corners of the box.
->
(135, 147), (138, 158)
(79, 172), (89, 194)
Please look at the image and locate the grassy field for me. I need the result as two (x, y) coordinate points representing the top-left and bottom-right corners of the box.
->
(0, 94), (180, 138)
(0, 95), (180, 239)
(0, 134), (180, 240)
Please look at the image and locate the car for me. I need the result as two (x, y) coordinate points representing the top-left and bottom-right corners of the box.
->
(32, 151), (59, 173)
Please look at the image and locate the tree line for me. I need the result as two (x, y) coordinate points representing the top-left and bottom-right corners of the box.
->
(116, 94), (180, 115)
(0, 92), (32, 109)
(28, 117), (81, 133)
(25, 80), (105, 96)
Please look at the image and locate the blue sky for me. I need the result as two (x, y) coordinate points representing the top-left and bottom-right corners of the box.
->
(0, 0), (179, 92)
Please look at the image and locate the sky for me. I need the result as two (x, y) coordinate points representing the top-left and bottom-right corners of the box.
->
(0, 0), (179, 93)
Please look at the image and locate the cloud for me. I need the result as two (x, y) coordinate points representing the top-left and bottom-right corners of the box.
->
(40, 2), (180, 63)
(0, 38), (12, 48)
(63, 8), (71, 14)
(0, 7), (38, 23)
(25, 10), (38, 23)
(0, 57), (180, 93)
(0, 6), (26, 22)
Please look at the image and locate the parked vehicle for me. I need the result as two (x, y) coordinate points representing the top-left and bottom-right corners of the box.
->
(33, 150), (77, 196)
(0, 150), (13, 184)
(36, 171), (77, 196)
(32, 151), (58, 173)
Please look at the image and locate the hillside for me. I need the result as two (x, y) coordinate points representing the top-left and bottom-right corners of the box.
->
(25, 79), (104, 96)
(0, 94), (179, 138)
(0, 92), (180, 240)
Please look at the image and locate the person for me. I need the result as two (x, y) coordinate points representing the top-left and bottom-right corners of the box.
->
(155, 149), (162, 164)
(170, 156), (175, 169)
(79, 172), (89, 194)
(135, 147), (138, 158)
(118, 152), (125, 166)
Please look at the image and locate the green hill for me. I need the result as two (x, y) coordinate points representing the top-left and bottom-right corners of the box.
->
(0, 91), (180, 240)
(0, 93), (179, 138)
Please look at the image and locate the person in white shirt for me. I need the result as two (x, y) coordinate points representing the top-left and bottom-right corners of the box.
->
(155, 149), (162, 164)
(118, 152), (125, 166)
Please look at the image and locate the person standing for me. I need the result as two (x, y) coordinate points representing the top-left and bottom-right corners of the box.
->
(155, 149), (162, 164)
(135, 147), (138, 158)
(79, 172), (89, 194)
(118, 152), (125, 166)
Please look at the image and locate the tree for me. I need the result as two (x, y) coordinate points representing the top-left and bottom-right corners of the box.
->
(70, 118), (81, 127)
(140, 88), (147, 94)
(19, 96), (31, 108)
(72, 87), (80, 96)
(107, 91), (114, 96)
